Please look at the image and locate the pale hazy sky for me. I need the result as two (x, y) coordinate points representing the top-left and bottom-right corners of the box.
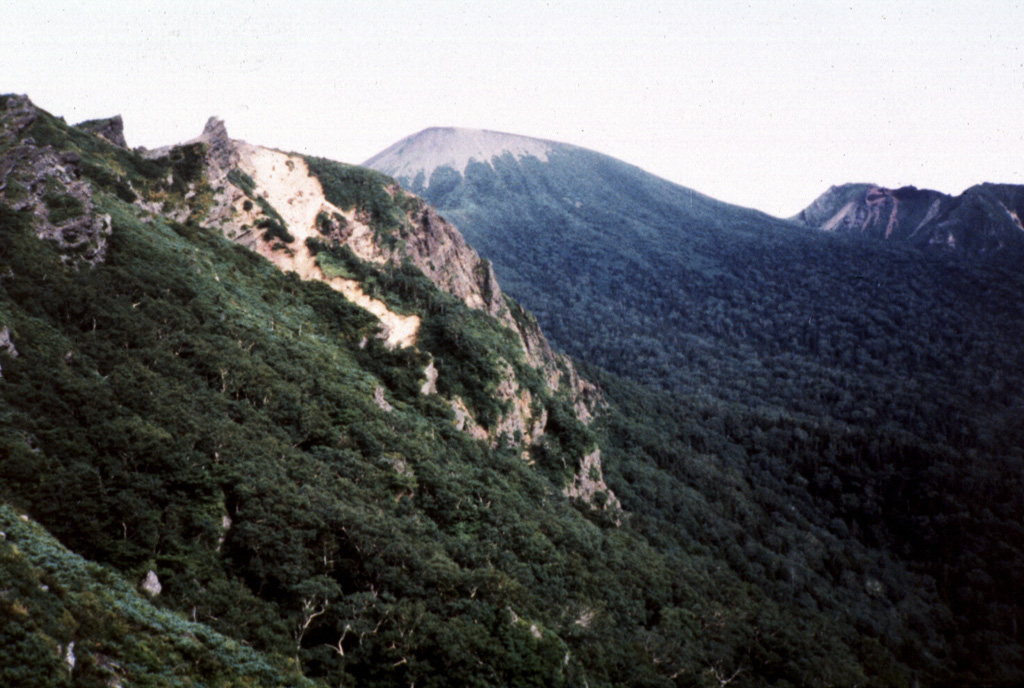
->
(3, 1), (1023, 217)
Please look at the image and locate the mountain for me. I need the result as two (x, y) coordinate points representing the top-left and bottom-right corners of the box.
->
(0, 97), (626, 687)
(364, 126), (561, 187)
(367, 126), (1024, 681)
(363, 128), (801, 397)
(3, 97), (1024, 687)
(363, 128), (1024, 420)
(794, 182), (1024, 260)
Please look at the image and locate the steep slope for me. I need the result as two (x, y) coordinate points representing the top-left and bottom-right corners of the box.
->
(3, 98), (1024, 687)
(190, 117), (599, 439)
(364, 128), (1022, 421)
(794, 182), (1024, 260)
(365, 128), (810, 404)
(0, 97), (635, 685)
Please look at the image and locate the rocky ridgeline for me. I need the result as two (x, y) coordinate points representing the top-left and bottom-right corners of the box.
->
(795, 182), (1024, 260)
(0, 97), (614, 511)
(62, 112), (612, 510)
(0, 95), (112, 265)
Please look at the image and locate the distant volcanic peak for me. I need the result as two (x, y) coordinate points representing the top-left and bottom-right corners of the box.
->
(364, 126), (558, 180)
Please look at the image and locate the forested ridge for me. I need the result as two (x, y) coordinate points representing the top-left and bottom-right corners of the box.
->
(1, 98), (1022, 686)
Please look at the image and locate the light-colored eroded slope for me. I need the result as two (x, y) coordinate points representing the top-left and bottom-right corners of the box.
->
(364, 127), (556, 180)
(235, 144), (420, 348)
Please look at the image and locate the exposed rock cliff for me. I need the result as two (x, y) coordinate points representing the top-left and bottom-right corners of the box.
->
(795, 183), (1024, 261)
(563, 447), (620, 516)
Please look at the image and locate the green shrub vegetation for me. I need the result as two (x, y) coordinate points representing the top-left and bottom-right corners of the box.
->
(42, 191), (84, 224)
(0, 196), (688, 687)
(305, 156), (417, 242)
(0, 505), (309, 687)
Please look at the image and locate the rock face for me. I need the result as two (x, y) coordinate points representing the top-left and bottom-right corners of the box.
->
(0, 326), (17, 379)
(0, 327), (17, 358)
(0, 96), (112, 265)
(195, 117), (239, 182)
(562, 448), (620, 514)
(794, 183), (1024, 261)
(405, 203), (504, 317)
(74, 115), (127, 148)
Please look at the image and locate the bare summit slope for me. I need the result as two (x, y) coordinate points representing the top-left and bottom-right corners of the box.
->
(364, 126), (560, 184)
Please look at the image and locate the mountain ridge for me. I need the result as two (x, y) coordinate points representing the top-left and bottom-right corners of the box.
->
(793, 181), (1024, 261)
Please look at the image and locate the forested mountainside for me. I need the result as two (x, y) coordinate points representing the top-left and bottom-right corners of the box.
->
(1, 97), (1022, 687)
(368, 127), (1024, 682)
(366, 130), (1024, 416)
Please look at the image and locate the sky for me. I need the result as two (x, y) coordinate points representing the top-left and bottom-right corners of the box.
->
(3, 0), (1023, 217)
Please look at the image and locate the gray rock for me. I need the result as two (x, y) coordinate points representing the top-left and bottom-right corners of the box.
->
(373, 385), (394, 413)
(0, 94), (39, 146)
(197, 116), (239, 177)
(0, 326), (17, 357)
(0, 137), (112, 266)
(141, 570), (162, 597)
(64, 641), (75, 674)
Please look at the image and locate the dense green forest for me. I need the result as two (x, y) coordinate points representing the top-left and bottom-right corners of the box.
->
(1, 99), (1023, 686)
(389, 142), (1024, 523)
(397, 146), (1024, 438)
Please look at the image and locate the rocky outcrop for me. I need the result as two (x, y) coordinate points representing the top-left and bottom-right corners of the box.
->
(795, 183), (1024, 261)
(140, 570), (162, 597)
(373, 385), (394, 413)
(0, 326), (17, 379)
(395, 211), (603, 442)
(404, 203), (505, 317)
(0, 94), (38, 145)
(0, 97), (111, 265)
(491, 362), (548, 447)
(74, 115), (127, 148)
(563, 448), (620, 516)
(0, 327), (17, 358)
(195, 117), (239, 184)
(389, 193), (603, 417)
